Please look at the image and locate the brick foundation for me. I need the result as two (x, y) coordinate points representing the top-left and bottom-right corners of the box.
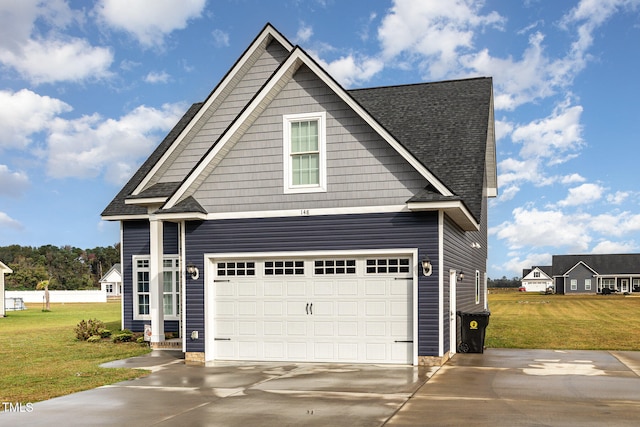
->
(185, 352), (205, 365)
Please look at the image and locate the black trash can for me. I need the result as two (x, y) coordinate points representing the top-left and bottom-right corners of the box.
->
(457, 310), (490, 353)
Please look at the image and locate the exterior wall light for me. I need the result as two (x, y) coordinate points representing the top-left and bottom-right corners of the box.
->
(421, 256), (433, 276)
(458, 271), (465, 281)
(186, 264), (199, 280)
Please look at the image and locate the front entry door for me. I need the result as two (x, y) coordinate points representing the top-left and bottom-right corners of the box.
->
(621, 279), (629, 293)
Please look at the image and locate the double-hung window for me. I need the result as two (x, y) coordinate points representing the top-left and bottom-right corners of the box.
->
(133, 255), (180, 320)
(283, 112), (326, 193)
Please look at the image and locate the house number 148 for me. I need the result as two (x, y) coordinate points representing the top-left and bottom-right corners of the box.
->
(300, 209), (310, 216)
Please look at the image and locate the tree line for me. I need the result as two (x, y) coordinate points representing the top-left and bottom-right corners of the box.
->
(0, 244), (119, 290)
(487, 276), (522, 288)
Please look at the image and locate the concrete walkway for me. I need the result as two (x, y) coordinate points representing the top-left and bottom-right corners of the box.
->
(2, 349), (640, 426)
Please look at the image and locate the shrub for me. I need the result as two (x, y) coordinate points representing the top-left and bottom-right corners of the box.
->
(98, 328), (112, 338)
(112, 330), (134, 343)
(87, 335), (102, 343)
(74, 318), (106, 341)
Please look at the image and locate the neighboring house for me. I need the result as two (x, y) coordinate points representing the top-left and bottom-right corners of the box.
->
(1, 261), (12, 317)
(102, 24), (497, 366)
(520, 266), (553, 292)
(552, 254), (640, 294)
(99, 263), (122, 296)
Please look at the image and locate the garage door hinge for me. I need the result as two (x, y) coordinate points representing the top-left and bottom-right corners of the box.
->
(394, 340), (413, 343)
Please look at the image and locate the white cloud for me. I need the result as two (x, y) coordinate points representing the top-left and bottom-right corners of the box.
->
(144, 71), (170, 84)
(319, 55), (384, 87)
(590, 240), (638, 254)
(0, 165), (30, 197)
(557, 183), (604, 207)
(606, 191), (630, 205)
(95, 0), (206, 48)
(0, 89), (71, 149)
(296, 23), (313, 43)
(511, 98), (584, 161)
(0, 211), (23, 230)
(560, 173), (586, 184)
(588, 212), (640, 237)
(490, 207), (592, 251)
(377, 0), (504, 79)
(45, 102), (187, 184)
(211, 29), (230, 48)
(0, 1), (113, 84)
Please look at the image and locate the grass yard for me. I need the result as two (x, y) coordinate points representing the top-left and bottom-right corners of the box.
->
(485, 290), (640, 350)
(0, 301), (151, 405)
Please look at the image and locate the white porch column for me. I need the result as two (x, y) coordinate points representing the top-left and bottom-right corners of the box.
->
(149, 216), (165, 343)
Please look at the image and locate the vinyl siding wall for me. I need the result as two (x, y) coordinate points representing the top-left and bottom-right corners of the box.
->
(442, 188), (489, 351)
(156, 41), (290, 184)
(182, 211), (439, 356)
(192, 66), (427, 212)
(122, 220), (180, 333)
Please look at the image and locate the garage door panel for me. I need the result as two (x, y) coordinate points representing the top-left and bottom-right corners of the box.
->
(264, 301), (284, 316)
(211, 256), (413, 364)
(338, 281), (358, 295)
(365, 280), (386, 295)
(238, 321), (256, 335)
(286, 281), (306, 296)
(338, 301), (358, 316)
(365, 301), (386, 316)
(287, 321), (307, 335)
(264, 281), (284, 296)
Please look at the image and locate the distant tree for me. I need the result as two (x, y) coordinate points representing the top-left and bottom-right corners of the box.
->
(1, 243), (120, 290)
(487, 276), (521, 288)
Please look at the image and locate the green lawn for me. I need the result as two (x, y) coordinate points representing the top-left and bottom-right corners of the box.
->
(0, 301), (151, 405)
(485, 290), (640, 350)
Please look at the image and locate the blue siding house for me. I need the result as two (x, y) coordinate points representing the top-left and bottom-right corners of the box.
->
(102, 24), (497, 366)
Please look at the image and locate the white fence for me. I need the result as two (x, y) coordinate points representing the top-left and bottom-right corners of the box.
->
(5, 290), (107, 303)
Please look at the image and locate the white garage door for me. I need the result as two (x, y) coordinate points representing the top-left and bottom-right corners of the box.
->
(209, 255), (413, 364)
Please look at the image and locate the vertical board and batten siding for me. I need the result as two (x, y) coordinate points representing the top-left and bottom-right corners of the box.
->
(122, 220), (180, 333)
(192, 66), (428, 212)
(157, 41), (290, 184)
(183, 211), (439, 356)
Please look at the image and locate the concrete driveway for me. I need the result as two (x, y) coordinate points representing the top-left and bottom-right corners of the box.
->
(2, 349), (640, 426)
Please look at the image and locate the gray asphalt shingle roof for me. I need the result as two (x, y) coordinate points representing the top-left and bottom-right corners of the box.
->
(348, 77), (492, 223)
(552, 254), (640, 276)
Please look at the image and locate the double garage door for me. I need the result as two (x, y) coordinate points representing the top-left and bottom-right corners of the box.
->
(208, 254), (414, 364)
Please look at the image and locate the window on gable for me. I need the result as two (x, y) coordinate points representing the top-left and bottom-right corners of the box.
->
(283, 112), (326, 193)
(533, 271), (540, 278)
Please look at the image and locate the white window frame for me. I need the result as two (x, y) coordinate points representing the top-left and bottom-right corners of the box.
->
(585, 279), (592, 291)
(283, 111), (327, 194)
(133, 255), (180, 321)
(570, 279), (578, 291)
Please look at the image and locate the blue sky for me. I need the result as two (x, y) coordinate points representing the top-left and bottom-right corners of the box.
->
(0, 0), (639, 279)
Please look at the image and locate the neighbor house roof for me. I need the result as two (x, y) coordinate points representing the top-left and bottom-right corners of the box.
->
(552, 254), (640, 276)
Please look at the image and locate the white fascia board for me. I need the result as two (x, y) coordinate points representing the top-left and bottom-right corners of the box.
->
(153, 212), (208, 221)
(101, 214), (151, 221)
(164, 52), (304, 209)
(300, 53), (453, 197)
(124, 197), (167, 206)
(485, 86), (498, 198)
(0, 261), (12, 274)
(407, 200), (479, 231)
(203, 205), (409, 220)
(132, 25), (293, 197)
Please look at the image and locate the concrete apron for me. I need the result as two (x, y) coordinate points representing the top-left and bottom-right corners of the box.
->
(1, 351), (439, 426)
